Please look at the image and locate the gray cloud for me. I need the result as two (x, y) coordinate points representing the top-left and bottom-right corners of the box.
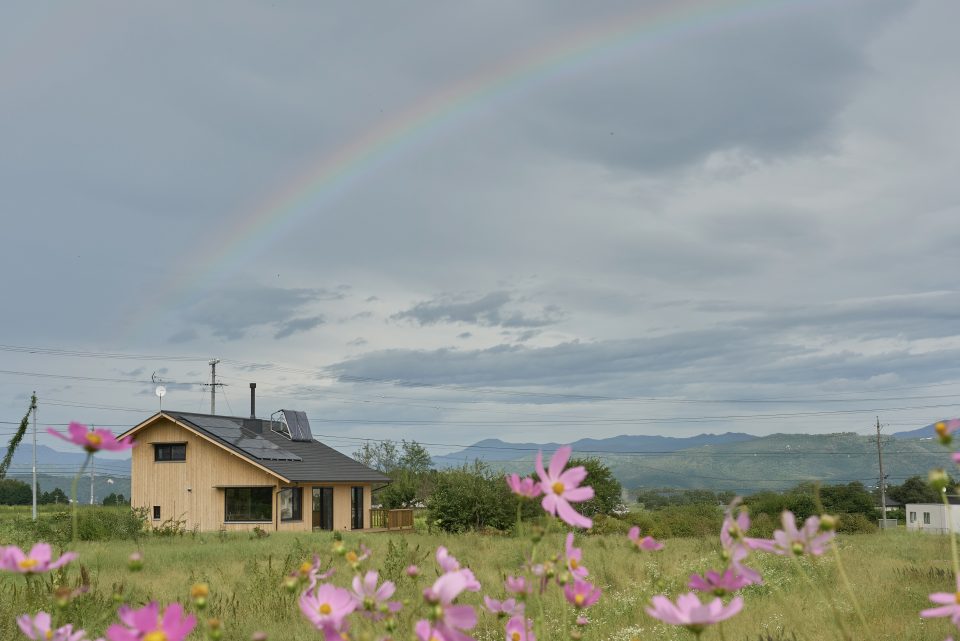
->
(274, 315), (326, 340)
(179, 286), (328, 340)
(392, 292), (562, 328)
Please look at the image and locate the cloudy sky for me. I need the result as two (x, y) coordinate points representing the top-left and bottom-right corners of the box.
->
(2, 0), (959, 460)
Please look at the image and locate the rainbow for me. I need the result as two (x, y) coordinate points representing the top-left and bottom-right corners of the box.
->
(122, 0), (799, 341)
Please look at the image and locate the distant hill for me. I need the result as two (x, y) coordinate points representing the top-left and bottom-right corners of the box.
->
(431, 432), (757, 468)
(434, 431), (949, 493)
(891, 423), (938, 439)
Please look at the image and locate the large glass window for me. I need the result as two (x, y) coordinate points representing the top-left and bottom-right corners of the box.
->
(225, 487), (273, 522)
(313, 487), (333, 531)
(351, 486), (364, 530)
(154, 443), (186, 461)
(279, 487), (303, 522)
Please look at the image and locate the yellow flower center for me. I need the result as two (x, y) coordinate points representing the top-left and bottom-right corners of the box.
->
(191, 583), (209, 598)
(44, 631), (53, 641)
(345, 551), (358, 564)
(575, 594), (585, 606)
(511, 632), (521, 641)
(18, 559), (38, 570)
(299, 561), (313, 575)
(552, 481), (565, 495)
(955, 592), (960, 604)
(86, 433), (103, 447)
(319, 603), (332, 615)
(570, 558), (579, 569)
(144, 631), (168, 641)
(936, 422), (948, 435)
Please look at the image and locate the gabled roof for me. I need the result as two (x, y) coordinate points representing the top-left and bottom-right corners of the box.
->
(124, 411), (390, 484)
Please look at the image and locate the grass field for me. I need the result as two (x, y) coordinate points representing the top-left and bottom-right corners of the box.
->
(0, 522), (955, 641)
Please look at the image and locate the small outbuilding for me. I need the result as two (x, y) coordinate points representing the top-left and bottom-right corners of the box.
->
(905, 496), (960, 534)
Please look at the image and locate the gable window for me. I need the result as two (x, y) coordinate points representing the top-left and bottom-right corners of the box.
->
(279, 487), (303, 522)
(924, 512), (931, 525)
(225, 487), (273, 522)
(909, 511), (916, 523)
(154, 443), (186, 462)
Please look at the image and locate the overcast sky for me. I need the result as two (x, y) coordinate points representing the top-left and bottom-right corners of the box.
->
(2, 1), (959, 460)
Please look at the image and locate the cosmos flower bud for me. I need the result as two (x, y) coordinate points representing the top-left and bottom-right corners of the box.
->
(207, 617), (222, 640)
(128, 551), (144, 572)
(405, 564), (420, 578)
(283, 576), (299, 592)
(929, 469), (951, 493)
(192, 583), (210, 609)
(819, 514), (838, 531)
(251, 633), (268, 641)
(530, 525), (544, 544)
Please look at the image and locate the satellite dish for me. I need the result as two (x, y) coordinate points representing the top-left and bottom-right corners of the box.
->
(155, 386), (167, 398)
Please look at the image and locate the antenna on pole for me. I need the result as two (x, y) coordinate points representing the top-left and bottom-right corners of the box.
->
(152, 372), (167, 411)
(203, 359), (225, 415)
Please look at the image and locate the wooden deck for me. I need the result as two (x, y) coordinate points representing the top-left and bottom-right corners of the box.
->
(369, 508), (415, 531)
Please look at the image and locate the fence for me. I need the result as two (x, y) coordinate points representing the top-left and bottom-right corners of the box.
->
(369, 508), (414, 530)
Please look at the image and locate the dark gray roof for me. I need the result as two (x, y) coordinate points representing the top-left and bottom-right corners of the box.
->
(162, 411), (390, 483)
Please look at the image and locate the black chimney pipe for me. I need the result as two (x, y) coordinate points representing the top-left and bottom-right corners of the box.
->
(249, 383), (256, 418)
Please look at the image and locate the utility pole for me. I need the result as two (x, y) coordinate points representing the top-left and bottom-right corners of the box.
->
(204, 359), (223, 414)
(876, 416), (887, 528)
(90, 453), (95, 506)
(31, 393), (37, 521)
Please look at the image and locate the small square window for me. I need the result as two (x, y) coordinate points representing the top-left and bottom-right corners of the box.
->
(153, 506), (161, 520)
(154, 443), (186, 462)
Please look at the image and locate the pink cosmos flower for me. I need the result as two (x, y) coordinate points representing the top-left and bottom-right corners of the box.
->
(646, 593), (743, 634)
(564, 533), (589, 578)
(747, 511), (833, 556)
(483, 596), (524, 617)
(628, 526), (664, 551)
(688, 568), (754, 596)
(563, 579), (602, 609)
(351, 570), (402, 620)
(1, 543), (78, 574)
(505, 576), (532, 597)
(953, 452), (960, 465)
(436, 546), (481, 592)
(47, 422), (133, 454)
(17, 612), (87, 641)
(106, 602), (196, 641)
(507, 474), (542, 499)
(299, 583), (356, 638)
(535, 446), (594, 529)
(920, 577), (960, 625)
(406, 564), (421, 578)
(423, 571), (478, 641)
(505, 615), (536, 641)
(414, 620), (445, 641)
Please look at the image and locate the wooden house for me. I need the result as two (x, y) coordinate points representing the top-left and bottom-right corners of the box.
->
(120, 408), (390, 532)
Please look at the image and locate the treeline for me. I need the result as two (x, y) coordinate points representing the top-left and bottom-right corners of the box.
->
(352, 440), (624, 533)
(0, 478), (129, 506)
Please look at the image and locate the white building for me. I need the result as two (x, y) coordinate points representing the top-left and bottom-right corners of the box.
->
(906, 497), (960, 534)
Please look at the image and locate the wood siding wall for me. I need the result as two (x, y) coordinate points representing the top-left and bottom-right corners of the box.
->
(130, 416), (371, 532)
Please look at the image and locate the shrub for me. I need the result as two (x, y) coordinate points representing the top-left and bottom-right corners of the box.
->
(427, 462), (529, 532)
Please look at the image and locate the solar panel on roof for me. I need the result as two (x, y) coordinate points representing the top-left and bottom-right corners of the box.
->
(282, 409), (313, 442)
(180, 414), (302, 461)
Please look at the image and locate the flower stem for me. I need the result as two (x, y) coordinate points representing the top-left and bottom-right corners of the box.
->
(790, 554), (850, 641)
(941, 490), (960, 581)
(70, 453), (93, 545)
(829, 538), (869, 632)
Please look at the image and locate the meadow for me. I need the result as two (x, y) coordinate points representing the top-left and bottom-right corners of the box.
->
(0, 515), (955, 641)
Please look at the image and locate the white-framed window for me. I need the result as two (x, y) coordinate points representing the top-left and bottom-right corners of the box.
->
(924, 512), (931, 525)
(909, 511), (916, 523)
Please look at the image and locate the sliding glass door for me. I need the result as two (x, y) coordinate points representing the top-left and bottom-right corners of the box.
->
(351, 486), (364, 530)
(312, 487), (333, 531)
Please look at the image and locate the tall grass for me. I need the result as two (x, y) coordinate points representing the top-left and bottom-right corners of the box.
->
(0, 527), (950, 640)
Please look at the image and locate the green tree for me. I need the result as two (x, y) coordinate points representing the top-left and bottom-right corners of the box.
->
(0, 478), (32, 505)
(427, 462), (521, 532)
(102, 492), (128, 506)
(887, 476), (943, 504)
(567, 457), (622, 517)
(40, 487), (69, 505)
